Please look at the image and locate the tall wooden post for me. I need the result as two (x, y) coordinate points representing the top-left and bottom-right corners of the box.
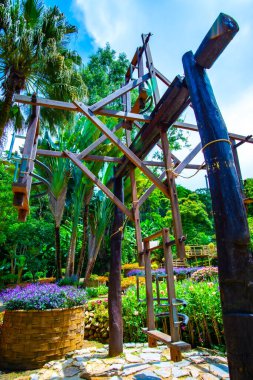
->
(143, 241), (157, 348)
(108, 173), (124, 356)
(160, 130), (185, 258)
(183, 51), (253, 380)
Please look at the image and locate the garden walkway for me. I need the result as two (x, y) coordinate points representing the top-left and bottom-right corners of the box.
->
(8, 342), (230, 380)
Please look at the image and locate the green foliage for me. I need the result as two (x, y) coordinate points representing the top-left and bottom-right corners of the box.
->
(57, 275), (79, 287)
(82, 43), (129, 106)
(86, 285), (108, 299)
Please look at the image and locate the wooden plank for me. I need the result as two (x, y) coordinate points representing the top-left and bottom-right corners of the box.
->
(14, 94), (151, 123)
(142, 329), (172, 344)
(174, 121), (253, 144)
(97, 108), (151, 122)
(73, 101), (170, 199)
(139, 143), (202, 207)
(90, 73), (150, 112)
(36, 150), (122, 163)
(114, 75), (190, 178)
(64, 150), (133, 221)
(143, 229), (165, 242)
(143, 241), (157, 348)
(154, 68), (171, 86)
(77, 121), (124, 159)
(162, 229), (181, 342)
(161, 130), (185, 259)
(142, 33), (160, 105)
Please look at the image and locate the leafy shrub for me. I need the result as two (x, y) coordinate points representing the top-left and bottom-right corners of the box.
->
(86, 285), (108, 299)
(191, 266), (218, 282)
(58, 275), (79, 287)
(122, 263), (143, 270)
(0, 283), (87, 310)
(84, 300), (109, 342)
(121, 276), (145, 289)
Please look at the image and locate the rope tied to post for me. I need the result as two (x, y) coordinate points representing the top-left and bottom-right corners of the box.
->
(110, 217), (128, 238)
(202, 139), (231, 152)
(166, 167), (178, 178)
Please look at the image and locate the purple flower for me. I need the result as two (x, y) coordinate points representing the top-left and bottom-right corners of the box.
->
(0, 283), (87, 311)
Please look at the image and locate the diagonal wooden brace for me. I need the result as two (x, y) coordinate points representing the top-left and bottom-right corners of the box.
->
(64, 150), (133, 221)
(73, 101), (170, 199)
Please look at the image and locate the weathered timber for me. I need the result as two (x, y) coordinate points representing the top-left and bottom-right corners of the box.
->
(183, 50), (253, 380)
(173, 121), (253, 144)
(64, 151), (133, 221)
(77, 121), (124, 159)
(138, 142), (202, 207)
(160, 130), (185, 258)
(154, 67), (171, 86)
(142, 33), (160, 105)
(195, 13), (239, 69)
(12, 99), (40, 221)
(90, 73), (150, 112)
(14, 95), (150, 123)
(108, 173), (124, 356)
(73, 101), (170, 198)
(231, 138), (244, 195)
(115, 75), (190, 178)
(144, 240), (157, 348)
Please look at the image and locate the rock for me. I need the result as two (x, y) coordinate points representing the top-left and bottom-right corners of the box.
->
(133, 369), (162, 379)
(139, 353), (161, 362)
(209, 363), (230, 378)
(30, 375), (40, 380)
(86, 362), (111, 375)
(124, 343), (136, 348)
(109, 363), (124, 371)
(173, 359), (191, 368)
(153, 368), (172, 378)
(161, 348), (171, 361)
(142, 348), (161, 353)
(171, 367), (190, 378)
(40, 370), (60, 380)
(200, 374), (220, 380)
(122, 364), (150, 376)
(125, 353), (143, 363)
(75, 355), (92, 362)
(153, 362), (173, 369)
(190, 356), (206, 364)
(188, 365), (201, 378)
(62, 358), (75, 368)
(102, 358), (125, 365)
(63, 366), (80, 377)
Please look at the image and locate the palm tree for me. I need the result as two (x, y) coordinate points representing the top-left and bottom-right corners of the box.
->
(0, 0), (86, 145)
(36, 130), (70, 279)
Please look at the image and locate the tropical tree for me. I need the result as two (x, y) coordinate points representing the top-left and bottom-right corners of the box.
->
(0, 0), (86, 145)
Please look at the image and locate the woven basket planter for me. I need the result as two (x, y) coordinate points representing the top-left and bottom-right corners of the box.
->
(0, 305), (85, 370)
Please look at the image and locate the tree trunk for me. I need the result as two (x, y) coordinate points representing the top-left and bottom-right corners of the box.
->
(55, 224), (62, 279)
(65, 225), (78, 277)
(183, 51), (253, 380)
(83, 235), (103, 287)
(108, 174), (124, 357)
(76, 204), (89, 280)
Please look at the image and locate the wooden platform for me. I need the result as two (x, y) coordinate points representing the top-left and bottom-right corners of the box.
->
(142, 328), (191, 351)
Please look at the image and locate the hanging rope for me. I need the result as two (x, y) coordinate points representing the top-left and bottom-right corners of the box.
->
(202, 139), (231, 152)
(110, 217), (128, 238)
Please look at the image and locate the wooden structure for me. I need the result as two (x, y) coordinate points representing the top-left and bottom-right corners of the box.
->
(11, 12), (253, 377)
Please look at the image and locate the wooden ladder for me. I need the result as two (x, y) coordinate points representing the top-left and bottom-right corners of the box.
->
(142, 228), (191, 362)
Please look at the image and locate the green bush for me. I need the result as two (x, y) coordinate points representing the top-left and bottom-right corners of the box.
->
(57, 275), (79, 287)
(82, 279), (224, 349)
(191, 266), (218, 282)
(86, 285), (108, 299)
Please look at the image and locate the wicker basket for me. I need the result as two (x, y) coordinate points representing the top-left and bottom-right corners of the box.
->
(0, 305), (85, 370)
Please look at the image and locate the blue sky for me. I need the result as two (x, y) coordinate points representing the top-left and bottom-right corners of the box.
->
(44, 0), (253, 189)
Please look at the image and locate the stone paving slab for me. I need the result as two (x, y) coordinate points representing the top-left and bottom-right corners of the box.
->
(1, 343), (230, 380)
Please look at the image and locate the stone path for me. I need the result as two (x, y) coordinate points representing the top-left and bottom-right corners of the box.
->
(4, 343), (230, 380)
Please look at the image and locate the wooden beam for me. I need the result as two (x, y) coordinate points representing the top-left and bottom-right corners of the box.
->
(14, 94), (151, 123)
(194, 13), (239, 69)
(64, 150), (133, 221)
(173, 121), (253, 144)
(142, 33), (160, 105)
(115, 75), (190, 178)
(73, 101), (170, 198)
(77, 121), (124, 159)
(90, 73), (150, 112)
(160, 129), (185, 258)
(154, 68), (171, 87)
(139, 142), (203, 207)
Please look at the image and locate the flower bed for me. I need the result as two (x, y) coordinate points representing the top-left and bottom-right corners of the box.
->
(0, 284), (86, 370)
